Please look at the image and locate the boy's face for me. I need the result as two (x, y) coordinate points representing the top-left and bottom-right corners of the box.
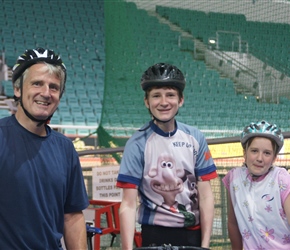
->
(144, 86), (184, 123)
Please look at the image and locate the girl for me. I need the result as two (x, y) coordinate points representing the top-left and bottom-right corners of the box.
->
(223, 120), (290, 250)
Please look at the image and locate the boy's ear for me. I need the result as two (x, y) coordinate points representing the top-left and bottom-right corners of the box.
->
(144, 97), (149, 108)
(179, 97), (184, 107)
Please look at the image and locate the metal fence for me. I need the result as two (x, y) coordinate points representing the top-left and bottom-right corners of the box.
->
(79, 133), (290, 249)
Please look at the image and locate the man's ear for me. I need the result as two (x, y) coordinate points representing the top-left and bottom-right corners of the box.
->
(14, 87), (21, 98)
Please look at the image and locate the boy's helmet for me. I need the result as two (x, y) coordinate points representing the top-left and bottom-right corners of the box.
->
(241, 120), (284, 152)
(12, 47), (66, 84)
(141, 63), (185, 91)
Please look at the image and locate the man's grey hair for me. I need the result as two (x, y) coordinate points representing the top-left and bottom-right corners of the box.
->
(13, 62), (66, 95)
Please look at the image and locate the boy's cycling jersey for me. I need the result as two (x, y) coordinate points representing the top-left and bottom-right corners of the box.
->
(117, 120), (217, 228)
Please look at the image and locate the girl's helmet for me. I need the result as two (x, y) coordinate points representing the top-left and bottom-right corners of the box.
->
(241, 120), (284, 152)
(141, 63), (185, 92)
(12, 47), (66, 88)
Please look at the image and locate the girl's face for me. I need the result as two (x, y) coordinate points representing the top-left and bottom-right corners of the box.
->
(244, 137), (277, 177)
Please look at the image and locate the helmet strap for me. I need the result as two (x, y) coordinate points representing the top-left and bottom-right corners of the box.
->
(152, 114), (174, 124)
(138, 120), (153, 132)
(146, 104), (178, 123)
(138, 111), (178, 132)
(21, 104), (52, 127)
(245, 163), (273, 179)
(151, 108), (179, 124)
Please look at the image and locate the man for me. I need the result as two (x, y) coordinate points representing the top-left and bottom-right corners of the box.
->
(0, 48), (89, 249)
(117, 63), (217, 249)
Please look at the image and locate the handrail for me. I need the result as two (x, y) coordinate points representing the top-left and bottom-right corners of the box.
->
(213, 49), (257, 79)
(77, 132), (290, 156)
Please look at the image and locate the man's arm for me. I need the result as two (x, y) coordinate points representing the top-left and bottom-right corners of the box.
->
(63, 211), (87, 250)
(227, 192), (243, 250)
(119, 188), (138, 250)
(198, 180), (214, 249)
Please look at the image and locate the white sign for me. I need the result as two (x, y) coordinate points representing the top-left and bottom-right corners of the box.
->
(92, 165), (123, 201)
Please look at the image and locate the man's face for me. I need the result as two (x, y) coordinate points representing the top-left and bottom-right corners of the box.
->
(14, 63), (61, 121)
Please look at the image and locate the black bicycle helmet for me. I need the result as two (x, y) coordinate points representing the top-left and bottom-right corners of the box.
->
(141, 63), (185, 91)
(12, 47), (66, 84)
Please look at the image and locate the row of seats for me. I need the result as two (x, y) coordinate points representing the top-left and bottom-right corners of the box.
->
(1, 0), (105, 135)
(100, 1), (290, 138)
(51, 113), (99, 126)
(156, 6), (290, 76)
(2, 0), (290, 139)
(1, 0), (105, 85)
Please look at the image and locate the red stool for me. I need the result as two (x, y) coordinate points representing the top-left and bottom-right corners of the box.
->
(89, 200), (142, 249)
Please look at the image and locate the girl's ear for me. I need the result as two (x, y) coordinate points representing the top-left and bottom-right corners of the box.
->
(272, 155), (277, 165)
(243, 149), (247, 160)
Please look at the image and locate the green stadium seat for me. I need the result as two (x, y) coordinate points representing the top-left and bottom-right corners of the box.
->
(0, 109), (11, 118)
(63, 128), (77, 136)
(70, 105), (83, 116)
(73, 115), (86, 126)
(86, 115), (99, 126)
(2, 80), (14, 97)
(50, 114), (61, 125)
(61, 115), (74, 125)
(77, 129), (91, 136)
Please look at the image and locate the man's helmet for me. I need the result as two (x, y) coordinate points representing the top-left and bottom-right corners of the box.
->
(11, 48), (67, 126)
(141, 63), (185, 91)
(241, 120), (284, 152)
(12, 47), (66, 85)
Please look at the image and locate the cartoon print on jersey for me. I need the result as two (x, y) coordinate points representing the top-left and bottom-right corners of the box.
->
(148, 153), (196, 227)
(183, 173), (200, 225)
(148, 153), (184, 209)
(185, 174), (198, 210)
